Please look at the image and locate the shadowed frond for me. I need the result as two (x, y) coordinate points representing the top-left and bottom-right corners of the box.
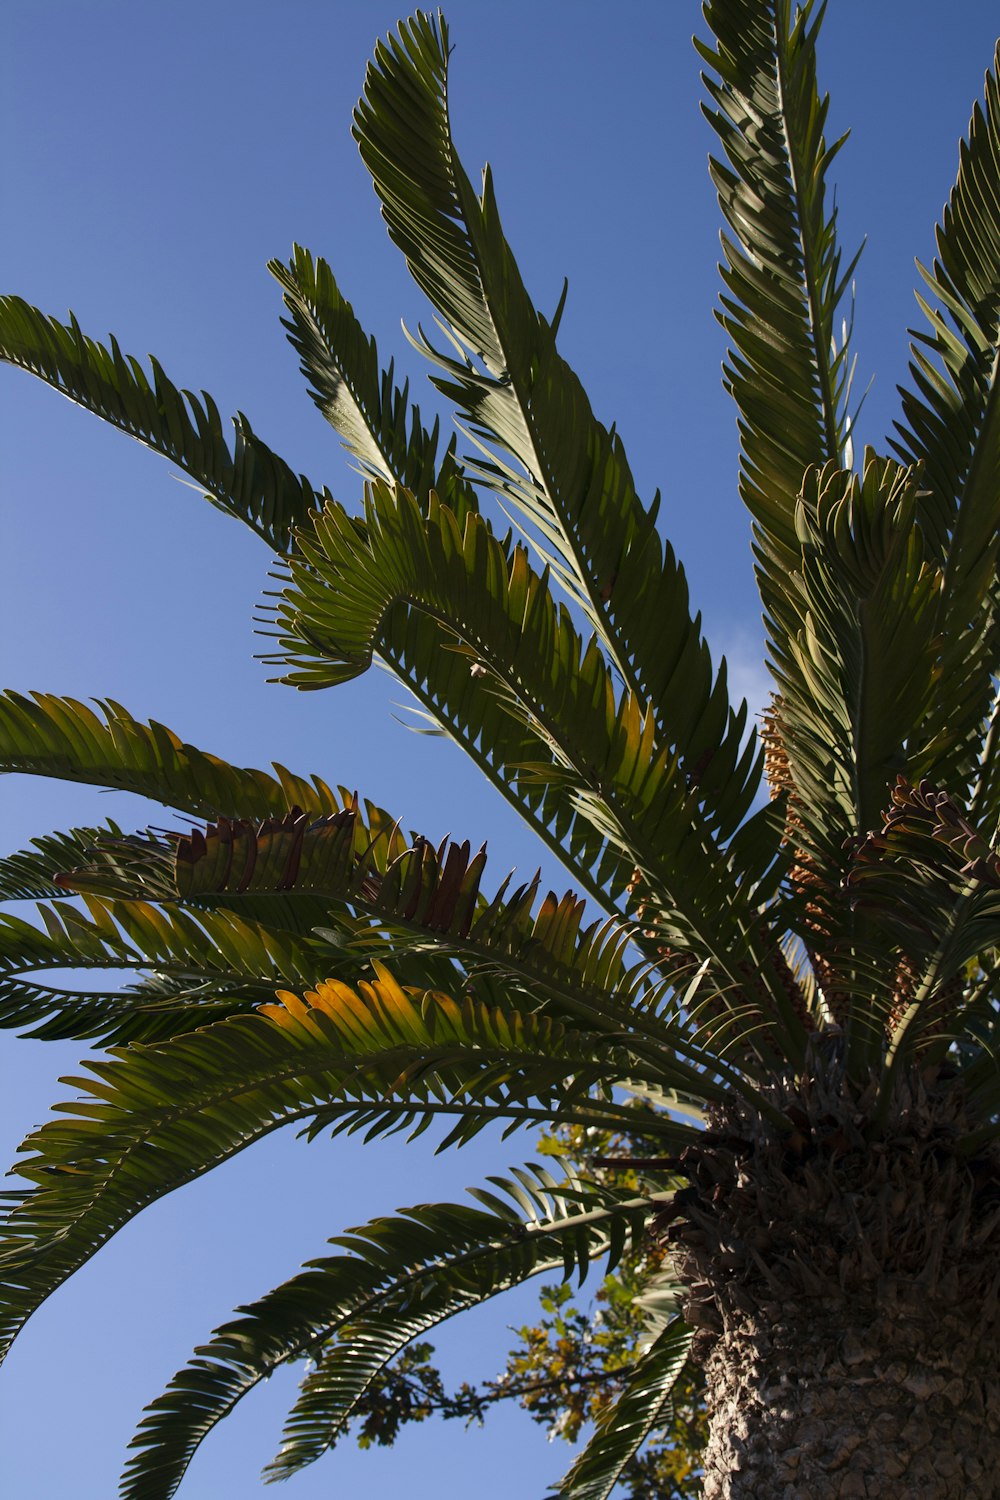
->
(552, 1319), (694, 1500)
(0, 968), (704, 1366)
(266, 239), (760, 927)
(848, 778), (1000, 1068)
(0, 895), (324, 1042)
(235, 244), (640, 915)
(120, 1167), (663, 1500)
(271, 481), (805, 1053)
(62, 809), (755, 1097)
(172, 811), (642, 1018)
(769, 453), (940, 876)
(697, 0), (860, 558)
(275, 487), (763, 857)
(892, 46), (1000, 585)
(0, 824), (133, 902)
(891, 47), (1000, 812)
(264, 250), (645, 919)
(268, 246), (477, 521)
(695, 3), (885, 1008)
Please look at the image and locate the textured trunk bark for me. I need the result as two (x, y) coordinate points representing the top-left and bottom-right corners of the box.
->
(664, 1067), (1000, 1499)
(700, 1289), (1000, 1497)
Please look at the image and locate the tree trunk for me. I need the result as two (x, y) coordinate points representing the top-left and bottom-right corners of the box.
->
(699, 1285), (1000, 1497)
(665, 1067), (1000, 1498)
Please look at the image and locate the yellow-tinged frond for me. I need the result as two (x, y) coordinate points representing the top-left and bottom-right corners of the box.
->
(369, 960), (410, 1009)
(264, 991), (312, 1025)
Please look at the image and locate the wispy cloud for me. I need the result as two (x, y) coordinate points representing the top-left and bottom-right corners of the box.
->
(715, 621), (772, 727)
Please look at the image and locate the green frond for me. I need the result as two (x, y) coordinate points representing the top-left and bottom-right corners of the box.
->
(266, 238), (748, 920)
(891, 46), (1000, 584)
(272, 483), (760, 902)
(761, 450), (995, 1074)
(0, 281), (621, 909)
(697, 0), (860, 559)
(0, 285), (627, 919)
(0, 692), (630, 1019)
(3, 693), (761, 1076)
(373, 592), (634, 909)
(266, 245), (640, 912)
(553, 1319), (694, 1500)
(119, 1167), (662, 1500)
(0, 297), (325, 551)
(0, 969), (695, 1366)
(848, 778), (1000, 1065)
(0, 690), (343, 820)
(0, 823), (132, 902)
(268, 245), (477, 521)
(62, 808), (748, 1098)
(0, 894), (323, 1042)
(271, 481), (804, 1056)
(354, 13), (748, 811)
(171, 809), (639, 1016)
(890, 47), (1000, 810)
(696, 3), (873, 1014)
(772, 453), (940, 870)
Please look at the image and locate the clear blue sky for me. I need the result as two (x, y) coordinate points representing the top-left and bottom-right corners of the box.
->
(2, 3), (998, 1496)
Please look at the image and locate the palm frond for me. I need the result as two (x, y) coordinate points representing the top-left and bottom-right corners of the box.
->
(268, 245), (477, 520)
(63, 810), (752, 1099)
(697, 0), (858, 553)
(367, 592), (635, 910)
(698, 0), (859, 532)
(353, 13), (748, 814)
(848, 778), (1000, 1071)
(0, 690), (342, 819)
(754, 449), (969, 1074)
(891, 47), (1000, 810)
(891, 45), (1000, 587)
(265, 249), (643, 918)
(172, 811), (644, 1024)
(0, 297), (326, 551)
(1, 693), (755, 1067)
(0, 968), (699, 1365)
(0, 824), (132, 901)
(771, 454), (940, 870)
(0, 281), (624, 918)
(0, 895), (322, 1042)
(271, 481), (805, 1055)
(697, 0), (876, 954)
(553, 1319), (693, 1500)
(0, 692), (632, 1019)
(119, 1167), (662, 1500)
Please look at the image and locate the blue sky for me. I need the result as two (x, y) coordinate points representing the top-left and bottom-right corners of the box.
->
(2, 3), (999, 1496)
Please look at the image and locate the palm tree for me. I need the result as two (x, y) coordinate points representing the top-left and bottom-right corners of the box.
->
(2, 2), (999, 1495)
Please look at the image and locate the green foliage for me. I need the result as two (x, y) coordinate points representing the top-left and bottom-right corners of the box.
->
(2, 3), (1000, 1497)
(117, 1163), (659, 1498)
(339, 1239), (706, 1498)
(352, 1296), (703, 1500)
